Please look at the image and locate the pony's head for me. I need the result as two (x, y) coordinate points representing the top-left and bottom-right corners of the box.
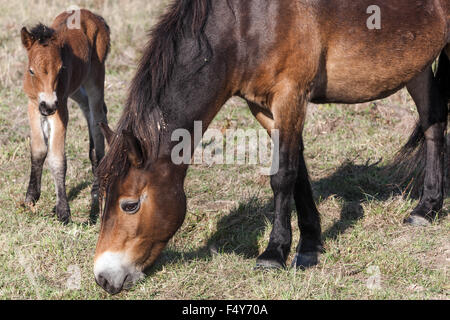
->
(93, 124), (187, 295)
(92, 0), (211, 294)
(21, 24), (65, 116)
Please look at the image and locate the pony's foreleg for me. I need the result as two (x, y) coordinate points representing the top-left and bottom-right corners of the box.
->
(248, 99), (322, 269)
(255, 85), (307, 269)
(25, 100), (48, 205)
(405, 67), (447, 225)
(291, 137), (323, 269)
(47, 101), (70, 224)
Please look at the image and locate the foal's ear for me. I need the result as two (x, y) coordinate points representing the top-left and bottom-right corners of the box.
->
(98, 122), (115, 147)
(21, 27), (35, 50)
(122, 130), (144, 168)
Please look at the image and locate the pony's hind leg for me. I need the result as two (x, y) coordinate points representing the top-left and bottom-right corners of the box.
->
(25, 100), (48, 205)
(405, 66), (447, 225)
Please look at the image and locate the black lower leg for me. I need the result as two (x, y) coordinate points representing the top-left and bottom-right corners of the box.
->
(292, 140), (323, 269)
(406, 67), (447, 225)
(408, 123), (446, 223)
(25, 153), (46, 204)
(90, 120), (107, 220)
(256, 155), (297, 269)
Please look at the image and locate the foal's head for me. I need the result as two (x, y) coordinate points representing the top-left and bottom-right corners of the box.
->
(21, 24), (65, 116)
(93, 124), (187, 295)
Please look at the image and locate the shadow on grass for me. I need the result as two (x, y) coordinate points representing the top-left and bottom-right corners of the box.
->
(68, 181), (91, 202)
(316, 159), (400, 240)
(147, 158), (422, 274)
(67, 180), (99, 225)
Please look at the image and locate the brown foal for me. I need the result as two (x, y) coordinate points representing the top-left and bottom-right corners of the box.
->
(21, 9), (110, 223)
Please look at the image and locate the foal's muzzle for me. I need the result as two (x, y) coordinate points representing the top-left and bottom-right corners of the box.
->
(39, 101), (58, 116)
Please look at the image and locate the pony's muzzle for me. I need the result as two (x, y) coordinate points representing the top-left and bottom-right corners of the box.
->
(39, 101), (57, 116)
(94, 251), (144, 295)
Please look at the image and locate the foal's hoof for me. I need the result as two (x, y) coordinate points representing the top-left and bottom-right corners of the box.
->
(403, 215), (431, 227)
(254, 259), (285, 270)
(404, 215), (431, 227)
(58, 214), (71, 225)
(21, 201), (38, 213)
(56, 207), (71, 225)
(291, 252), (319, 270)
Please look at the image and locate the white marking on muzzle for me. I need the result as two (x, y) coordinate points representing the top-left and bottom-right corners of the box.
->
(38, 91), (57, 106)
(94, 251), (144, 292)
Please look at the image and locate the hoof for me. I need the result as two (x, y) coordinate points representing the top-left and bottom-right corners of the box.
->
(56, 206), (71, 225)
(291, 252), (319, 270)
(254, 259), (285, 270)
(58, 215), (71, 225)
(21, 201), (38, 213)
(404, 215), (431, 227)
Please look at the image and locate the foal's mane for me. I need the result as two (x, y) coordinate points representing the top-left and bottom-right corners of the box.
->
(29, 23), (56, 45)
(97, 0), (211, 201)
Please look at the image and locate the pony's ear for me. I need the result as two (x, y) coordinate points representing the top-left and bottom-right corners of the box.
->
(21, 27), (35, 50)
(122, 130), (144, 168)
(98, 122), (115, 147)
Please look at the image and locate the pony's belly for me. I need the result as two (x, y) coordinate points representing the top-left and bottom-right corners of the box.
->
(308, 0), (448, 104)
(313, 42), (442, 104)
(312, 64), (416, 104)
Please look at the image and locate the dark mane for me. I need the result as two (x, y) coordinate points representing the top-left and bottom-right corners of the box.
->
(97, 0), (211, 206)
(30, 23), (56, 45)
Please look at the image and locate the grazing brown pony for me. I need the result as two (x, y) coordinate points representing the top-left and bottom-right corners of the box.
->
(21, 9), (110, 223)
(94, 0), (449, 294)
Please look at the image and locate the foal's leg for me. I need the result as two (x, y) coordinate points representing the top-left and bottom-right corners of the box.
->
(47, 100), (70, 224)
(25, 100), (48, 205)
(70, 88), (95, 172)
(291, 137), (323, 269)
(255, 86), (307, 269)
(405, 67), (447, 225)
(84, 65), (108, 201)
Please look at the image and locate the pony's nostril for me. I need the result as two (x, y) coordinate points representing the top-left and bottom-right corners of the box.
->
(96, 272), (123, 295)
(96, 273), (107, 288)
(39, 101), (46, 109)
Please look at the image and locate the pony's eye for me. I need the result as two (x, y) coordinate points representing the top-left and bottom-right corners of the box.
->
(29, 69), (35, 76)
(120, 200), (140, 214)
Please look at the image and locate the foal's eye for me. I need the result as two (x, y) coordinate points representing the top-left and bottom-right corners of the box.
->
(120, 200), (140, 214)
(29, 69), (35, 76)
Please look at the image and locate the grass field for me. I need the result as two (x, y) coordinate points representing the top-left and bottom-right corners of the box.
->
(0, 0), (448, 300)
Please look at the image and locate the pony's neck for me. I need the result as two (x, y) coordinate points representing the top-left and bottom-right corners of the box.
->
(154, 8), (233, 161)
(156, 58), (230, 162)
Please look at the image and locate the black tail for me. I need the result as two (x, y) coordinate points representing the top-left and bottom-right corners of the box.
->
(393, 50), (449, 191)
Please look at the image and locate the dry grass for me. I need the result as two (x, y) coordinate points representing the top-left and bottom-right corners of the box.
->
(0, 0), (448, 300)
